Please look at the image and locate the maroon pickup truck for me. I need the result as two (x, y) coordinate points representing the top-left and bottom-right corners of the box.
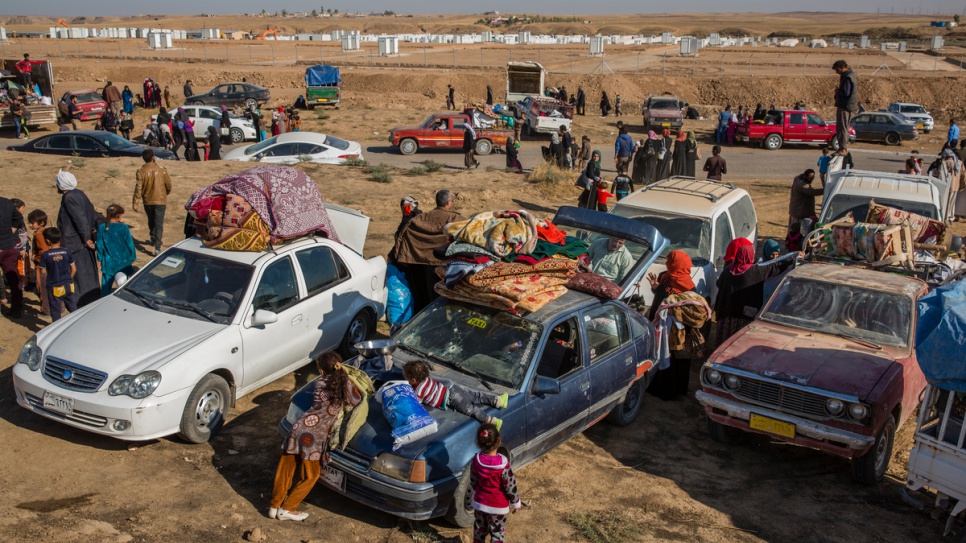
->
(736, 109), (854, 150)
(696, 263), (929, 484)
(388, 112), (513, 156)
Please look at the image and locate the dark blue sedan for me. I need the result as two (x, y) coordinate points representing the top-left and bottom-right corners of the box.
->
(9, 130), (177, 160)
(279, 207), (668, 527)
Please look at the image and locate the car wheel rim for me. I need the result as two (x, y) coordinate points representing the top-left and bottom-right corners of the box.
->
(231, 130), (243, 143)
(623, 383), (641, 415)
(195, 389), (223, 430)
(874, 424), (892, 473)
(401, 141), (415, 154)
(347, 317), (368, 346)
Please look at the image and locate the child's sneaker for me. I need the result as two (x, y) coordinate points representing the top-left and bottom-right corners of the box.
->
(491, 417), (503, 432)
(267, 507), (278, 519)
(276, 509), (308, 522)
(496, 392), (509, 409)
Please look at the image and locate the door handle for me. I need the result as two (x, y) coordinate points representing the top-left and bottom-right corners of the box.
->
(291, 315), (303, 326)
(580, 382), (590, 392)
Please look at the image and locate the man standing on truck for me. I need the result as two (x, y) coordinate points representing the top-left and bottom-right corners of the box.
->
(787, 169), (824, 238)
(463, 124), (479, 170)
(576, 86), (586, 116)
(614, 127), (634, 175)
(16, 53), (35, 89)
(446, 84), (456, 111)
(832, 60), (858, 156)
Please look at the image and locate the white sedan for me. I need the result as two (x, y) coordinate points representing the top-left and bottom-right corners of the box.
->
(12, 210), (387, 443)
(223, 132), (364, 164)
(152, 105), (258, 143)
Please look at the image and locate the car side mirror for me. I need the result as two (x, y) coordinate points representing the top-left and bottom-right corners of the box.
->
(114, 272), (129, 287)
(951, 236), (963, 254)
(533, 376), (561, 396)
(800, 218), (815, 235)
(251, 309), (278, 327)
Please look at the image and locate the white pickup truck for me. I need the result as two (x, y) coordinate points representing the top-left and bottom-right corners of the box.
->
(885, 102), (934, 134)
(516, 96), (574, 137)
(816, 169), (950, 226)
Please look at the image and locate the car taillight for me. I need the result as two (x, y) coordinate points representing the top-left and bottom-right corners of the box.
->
(339, 154), (359, 159)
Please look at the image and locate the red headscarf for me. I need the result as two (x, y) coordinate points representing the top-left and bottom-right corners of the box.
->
(730, 244), (755, 275)
(662, 250), (696, 293)
(676, 130), (687, 142)
(723, 237), (753, 264)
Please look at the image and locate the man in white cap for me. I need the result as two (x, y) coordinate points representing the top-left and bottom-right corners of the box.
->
(55, 169), (101, 307)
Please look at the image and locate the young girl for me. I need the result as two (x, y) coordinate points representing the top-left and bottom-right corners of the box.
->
(271, 352), (362, 522)
(596, 180), (615, 212)
(27, 209), (51, 315)
(95, 204), (136, 297)
(471, 423), (521, 543)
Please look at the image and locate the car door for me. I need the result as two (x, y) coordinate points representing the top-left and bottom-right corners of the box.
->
(785, 112), (806, 142)
(851, 114), (871, 141)
(296, 143), (330, 163)
(805, 113), (830, 141)
(256, 142), (299, 163)
(210, 84), (230, 104)
(194, 108), (220, 135)
(39, 134), (74, 156)
(449, 117), (466, 147)
(292, 244), (354, 358)
(239, 255), (308, 390)
(584, 304), (635, 424)
(520, 316), (590, 465)
(73, 135), (107, 157)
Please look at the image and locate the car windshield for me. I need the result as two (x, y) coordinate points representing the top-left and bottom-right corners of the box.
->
(95, 132), (137, 150)
(396, 300), (542, 389)
(323, 135), (351, 150)
(420, 116), (439, 129)
(902, 106), (927, 114)
(650, 100), (679, 110)
(115, 249), (254, 325)
(75, 92), (103, 103)
(823, 195), (938, 222)
(760, 277), (912, 347)
(610, 207), (710, 265)
(244, 136), (278, 155)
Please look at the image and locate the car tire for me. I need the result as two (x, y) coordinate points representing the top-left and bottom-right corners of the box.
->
(523, 122), (532, 139)
(475, 138), (493, 156)
(851, 414), (895, 485)
(244, 98), (257, 110)
(884, 132), (901, 146)
(191, 100), (204, 106)
(398, 138), (418, 156)
(339, 310), (372, 358)
(178, 374), (231, 444)
(444, 467), (475, 528)
(764, 134), (783, 150)
(706, 417), (741, 445)
(607, 379), (645, 426)
(229, 127), (244, 144)
(923, 129), (931, 134)
(828, 137), (841, 151)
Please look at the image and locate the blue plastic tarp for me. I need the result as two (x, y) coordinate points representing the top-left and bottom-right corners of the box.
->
(915, 280), (966, 392)
(305, 65), (341, 86)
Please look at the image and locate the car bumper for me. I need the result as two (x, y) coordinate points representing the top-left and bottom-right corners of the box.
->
(696, 390), (876, 458)
(13, 364), (189, 441)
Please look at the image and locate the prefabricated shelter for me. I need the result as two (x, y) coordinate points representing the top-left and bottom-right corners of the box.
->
(518, 31), (531, 44)
(589, 35), (605, 55)
(147, 30), (173, 49)
(342, 32), (360, 51)
(679, 36), (699, 56)
(201, 28), (220, 39)
(931, 35), (945, 50)
(378, 35), (399, 55)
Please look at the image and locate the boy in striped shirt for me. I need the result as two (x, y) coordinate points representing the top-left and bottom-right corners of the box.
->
(403, 360), (508, 430)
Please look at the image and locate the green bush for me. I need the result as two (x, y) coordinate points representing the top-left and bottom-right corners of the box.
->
(342, 158), (367, 167)
(364, 163), (393, 183)
(105, 169), (121, 178)
(406, 166), (428, 176)
(315, 109), (330, 120)
(422, 160), (444, 172)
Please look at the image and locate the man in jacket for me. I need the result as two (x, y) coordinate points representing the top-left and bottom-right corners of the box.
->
(614, 127), (634, 175)
(446, 84), (456, 111)
(391, 190), (464, 312)
(948, 119), (960, 150)
(133, 149), (173, 256)
(833, 60), (858, 155)
(183, 80), (193, 100)
(103, 81), (122, 115)
(787, 169), (824, 237)
(15, 53), (36, 89)
(0, 196), (25, 318)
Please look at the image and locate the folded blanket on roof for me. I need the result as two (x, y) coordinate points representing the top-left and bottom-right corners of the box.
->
(444, 241), (500, 260)
(466, 259), (579, 288)
(443, 259), (495, 288)
(527, 236), (589, 261)
(536, 220), (567, 245)
(435, 281), (518, 313)
(434, 277), (567, 314)
(445, 210), (538, 258)
(185, 165), (339, 243)
(203, 194), (271, 252)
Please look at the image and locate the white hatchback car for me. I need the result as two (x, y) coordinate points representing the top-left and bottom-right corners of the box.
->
(152, 105), (258, 143)
(13, 214), (387, 444)
(223, 132), (364, 165)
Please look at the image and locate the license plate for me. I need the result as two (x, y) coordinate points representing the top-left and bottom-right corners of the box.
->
(749, 413), (795, 439)
(43, 391), (74, 416)
(739, 136), (749, 142)
(916, 123), (923, 129)
(661, 122), (671, 127)
(322, 466), (345, 491)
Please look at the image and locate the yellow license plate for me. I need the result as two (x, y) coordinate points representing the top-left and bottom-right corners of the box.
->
(916, 123), (923, 129)
(749, 413), (795, 439)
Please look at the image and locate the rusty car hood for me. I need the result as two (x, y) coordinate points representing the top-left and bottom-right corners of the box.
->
(711, 323), (898, 399)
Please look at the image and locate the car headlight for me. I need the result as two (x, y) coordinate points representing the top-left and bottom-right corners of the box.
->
(371, 452), (426, 483)
(18, 335), (43, 371)
(724, 374), (741, 391)
(108, 371), (162, 399)
(848, 403), (870, 420)
(705, 369), (722, 386)
(825, 398), (845, 416)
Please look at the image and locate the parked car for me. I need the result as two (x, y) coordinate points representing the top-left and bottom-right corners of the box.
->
(609, 177), (757, 305)
(696, 263), (932, 484)
(186, 82), (270, 109)
(279, 206), (669, 526)
(9, 131), (177, 160)
(12, 221), (387, 444)
(61, 89), (107, 121)
(151, 105), (258, 143)
(223, 132), (363, 164)
(642, 95), (684, 131)
(850, 111), (919, 145)
(816, 169), (948, 226)
(516, 96), (573, 138)
(388, 111), (514, 156)
(737, 109), (854, 150)
(886, 102), (934, 133)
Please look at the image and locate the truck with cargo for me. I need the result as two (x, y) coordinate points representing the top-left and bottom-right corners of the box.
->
(388, 110), (513, 156)
(506, 61), (545, 107)
(1, 59), (57, 130)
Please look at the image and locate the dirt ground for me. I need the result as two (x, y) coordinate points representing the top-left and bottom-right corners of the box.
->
(0, 39), (960, 543)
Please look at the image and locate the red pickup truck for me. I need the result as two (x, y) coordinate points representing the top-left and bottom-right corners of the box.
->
(388, 112), (513, 156)
(736, 109), (854, 150)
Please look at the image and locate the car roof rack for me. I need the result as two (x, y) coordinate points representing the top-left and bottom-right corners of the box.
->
(634, 176), (737, 203)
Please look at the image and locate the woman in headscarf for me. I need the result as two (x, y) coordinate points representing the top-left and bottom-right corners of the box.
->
(122, 85), (134, 115)
(578, 150), (603, 209)
(600, 91), (611, 117)
(220, 105), (232, 144)
(505, 136), (522, 173)
(646, 250), (710, 400)
(631, 140), (647, 186)
(642, 130), (661, 185)
(670, 130), (689, 177)
(714, 243), (799, 344)
(939, 147), (966, 221)
(277, 106), (288, 135)
(206, 125), (221, 160)
(656, 128), (674, 181)
(684, 131), (699, 177)
(486, 85), (493, 106)
(752, 103), (766, 121)
(55, 170), (100, 307)
(179, 108), (199, 161)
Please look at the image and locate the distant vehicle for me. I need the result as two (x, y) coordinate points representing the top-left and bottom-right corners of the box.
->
(1, 59), (57, 129)
(61, 89), (107, 121)
(151, 105), (257, 144)
(642, 95), (684, 131)
(304, 65), (341, 109)
(506, 61), (546, 105)
(9, 131), (177, 160)
(885, 102), (934, 133)
(186, 82), (270, 109)
(610, 177), (757, 305)
(223, 132), (363, 164)
(737, 109), (854, 150)
(850, 111), (919, 146)
(389, 111), (514, 156)
(516, 96), (573, 137)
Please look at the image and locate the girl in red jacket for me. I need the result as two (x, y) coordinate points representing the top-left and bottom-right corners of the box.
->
(470, 423), (522, 543)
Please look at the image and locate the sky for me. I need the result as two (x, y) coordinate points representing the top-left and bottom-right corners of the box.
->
(3, 0), (963, 17)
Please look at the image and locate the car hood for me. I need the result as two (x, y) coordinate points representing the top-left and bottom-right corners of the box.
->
(223, 145), (253, 160)
(647, 108), (681, 117)
(39, 295), (224, 381)
(712, 323), (896, 399)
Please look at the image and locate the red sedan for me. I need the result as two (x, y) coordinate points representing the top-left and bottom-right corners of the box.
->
(61, 89), (107, 122)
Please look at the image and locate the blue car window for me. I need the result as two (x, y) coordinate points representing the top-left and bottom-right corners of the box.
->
(536, 317), (582, 379)
(583, 306), (628, 361)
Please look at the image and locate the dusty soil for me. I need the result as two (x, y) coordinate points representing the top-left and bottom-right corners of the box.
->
(0, 34), (960, 543)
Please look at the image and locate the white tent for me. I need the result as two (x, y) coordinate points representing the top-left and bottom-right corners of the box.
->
(779, 38), (799, 48)
(809, 39), (828, 48)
